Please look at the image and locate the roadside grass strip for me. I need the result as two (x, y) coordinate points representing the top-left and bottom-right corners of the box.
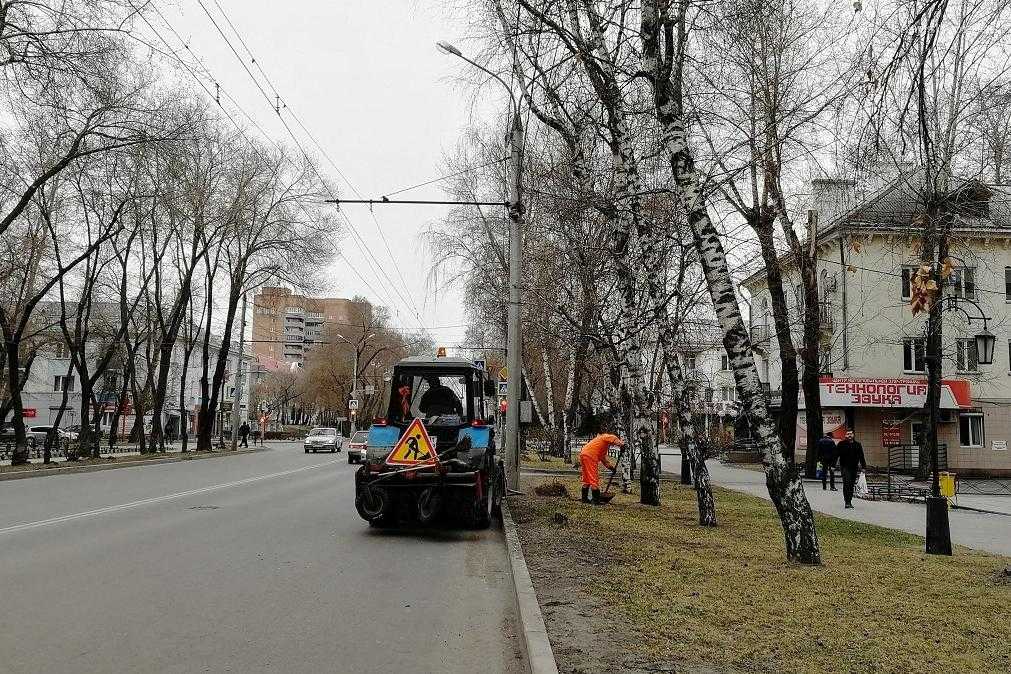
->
(513, 476), (1011, 674)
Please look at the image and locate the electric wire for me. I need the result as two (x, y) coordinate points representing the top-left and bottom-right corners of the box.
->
(140, 1), (421, 329)
(197, 0), (425, 328)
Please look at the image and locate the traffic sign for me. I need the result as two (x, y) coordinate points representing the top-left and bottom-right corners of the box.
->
(385, 419), (438, 466)
(474, 359), (486, 371)
(499, 366), (508, 381)
(364, 384), (375, 396)
(348, 399), (359, 411)
(498, 381), (508, 395)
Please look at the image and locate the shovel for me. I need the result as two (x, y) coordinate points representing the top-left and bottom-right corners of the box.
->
(598, 445), (626, 504)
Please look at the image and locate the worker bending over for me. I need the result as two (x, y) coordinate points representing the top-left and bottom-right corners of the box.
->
(579, 431), (625, 504)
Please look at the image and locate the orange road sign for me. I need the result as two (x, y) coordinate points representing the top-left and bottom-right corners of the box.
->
(385, 418), (439, 466)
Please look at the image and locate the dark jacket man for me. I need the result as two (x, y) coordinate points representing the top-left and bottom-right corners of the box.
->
(835, 431), (866, 507)
(815, 434), (838, 491)
(238, 421), (250, 448)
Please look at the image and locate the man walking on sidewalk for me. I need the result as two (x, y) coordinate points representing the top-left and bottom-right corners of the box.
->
(239, 421), (250, 448)
(836, 429), (866, 508)
(816, 432), (838, 491)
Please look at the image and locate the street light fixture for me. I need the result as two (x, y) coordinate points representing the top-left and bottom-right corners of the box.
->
(335, 333), (376, 432)
(438, 39), (525, 493)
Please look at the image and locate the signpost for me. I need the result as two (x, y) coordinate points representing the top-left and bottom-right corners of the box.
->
(882, 420), (902, 447)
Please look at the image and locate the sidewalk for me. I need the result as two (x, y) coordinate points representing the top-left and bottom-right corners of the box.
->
(659, 451), (1011, 557)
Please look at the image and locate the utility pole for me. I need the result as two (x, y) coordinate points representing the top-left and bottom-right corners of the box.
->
(351, 346), (360, 434)
(505, 112), (524, 491)
(230, 293), (248, 450)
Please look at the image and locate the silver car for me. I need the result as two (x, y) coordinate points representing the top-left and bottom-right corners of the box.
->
(303, 427), (342, 453)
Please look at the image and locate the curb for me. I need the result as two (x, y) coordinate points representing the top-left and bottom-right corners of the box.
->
(0, 447), (268, 481)
(502, 499), (560, 674)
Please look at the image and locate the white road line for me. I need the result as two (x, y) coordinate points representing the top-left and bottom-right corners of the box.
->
(0, 460), (341, 536)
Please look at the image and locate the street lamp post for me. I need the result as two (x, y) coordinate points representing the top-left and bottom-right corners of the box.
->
(335, 333), (375, 434)
(922, 291), (995, 556)
(437, 41), (524, 492)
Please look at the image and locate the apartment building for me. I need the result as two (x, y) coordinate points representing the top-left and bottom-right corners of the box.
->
(743, 170), (1011, 476)
(251, 287), (357, 366)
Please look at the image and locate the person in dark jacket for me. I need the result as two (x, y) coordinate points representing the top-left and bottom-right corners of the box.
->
(238, 421), (250, 448)
(815, 432), (838, 491)
(836, 429), (867, 508)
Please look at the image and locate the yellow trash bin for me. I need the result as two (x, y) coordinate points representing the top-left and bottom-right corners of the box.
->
(938, 472), (957, 500)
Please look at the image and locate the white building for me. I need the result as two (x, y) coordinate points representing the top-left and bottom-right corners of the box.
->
(743, 170), (1011, 477)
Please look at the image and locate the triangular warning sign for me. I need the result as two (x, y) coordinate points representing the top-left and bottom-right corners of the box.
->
(385, 419), (439, 466)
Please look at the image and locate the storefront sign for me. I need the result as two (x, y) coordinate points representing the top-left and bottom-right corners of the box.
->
(882, 421), (903, 447)
(800, 378), (970, 410)
(22, 408), (37, 418)
(796, 411), (847, 450)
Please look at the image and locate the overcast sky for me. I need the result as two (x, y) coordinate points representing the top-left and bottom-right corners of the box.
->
(164, 0), (494, 350)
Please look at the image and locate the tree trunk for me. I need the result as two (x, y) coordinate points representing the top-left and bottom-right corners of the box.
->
(752, 220), (800, 459)
(2, 332), (30, 466)
(641, 2), (819, 561)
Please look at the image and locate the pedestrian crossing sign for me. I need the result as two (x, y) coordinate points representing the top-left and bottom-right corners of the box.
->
(385, 418), (439, 466)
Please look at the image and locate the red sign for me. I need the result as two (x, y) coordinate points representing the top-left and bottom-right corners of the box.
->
(22, 408), (37, 418)
(801, 377), (972, 410)
(882, 421), (903, 447)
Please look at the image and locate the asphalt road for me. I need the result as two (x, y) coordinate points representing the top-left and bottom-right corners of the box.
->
(0, 443), (525, 674)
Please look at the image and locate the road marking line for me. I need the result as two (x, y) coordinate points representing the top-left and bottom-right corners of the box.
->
(0, 460), (341, 535)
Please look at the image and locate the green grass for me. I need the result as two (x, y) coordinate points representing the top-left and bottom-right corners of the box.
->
(514, 477), (1011, 674)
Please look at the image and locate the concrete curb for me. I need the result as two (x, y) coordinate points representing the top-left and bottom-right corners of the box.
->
(0, 447), (268, 482)
(502, 499), (560, 674)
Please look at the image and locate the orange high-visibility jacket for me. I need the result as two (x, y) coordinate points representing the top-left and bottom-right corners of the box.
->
(579, 434), (623, 488)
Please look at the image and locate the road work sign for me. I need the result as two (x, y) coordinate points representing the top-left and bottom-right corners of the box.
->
(385, 418), (438, 466)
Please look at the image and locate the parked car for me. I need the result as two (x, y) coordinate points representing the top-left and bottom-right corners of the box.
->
(0, 425), (37, 448)
(303, 427), (342, 453)
(29, 426), (78, 444)
(347, 430), (368, 464)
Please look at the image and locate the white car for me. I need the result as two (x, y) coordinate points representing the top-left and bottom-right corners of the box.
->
(29, 426), (78, 444)
(303, 427), (343, 453)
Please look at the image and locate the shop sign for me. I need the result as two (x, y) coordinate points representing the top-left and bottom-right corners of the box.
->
(801, 377), (970, 410)
(796, 410), (846, 450)
(882, 421), (903, 447)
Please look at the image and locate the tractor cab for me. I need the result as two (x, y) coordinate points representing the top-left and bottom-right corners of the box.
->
(356, 355), (503, 528)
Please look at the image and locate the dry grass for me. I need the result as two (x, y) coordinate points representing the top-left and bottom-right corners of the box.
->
(521, 454), (577, 472)
(513, 476), (1011, 674)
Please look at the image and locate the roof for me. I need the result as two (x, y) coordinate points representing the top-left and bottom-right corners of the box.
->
(395, 356), (481, 370)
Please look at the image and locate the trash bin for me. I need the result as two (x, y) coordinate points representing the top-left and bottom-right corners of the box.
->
(938, 472), (957, 500)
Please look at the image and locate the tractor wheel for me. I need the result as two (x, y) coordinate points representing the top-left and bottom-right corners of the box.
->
(356, 486), (389, 522)
(473, 472), (494, 530)
(416, 487), (442, 525)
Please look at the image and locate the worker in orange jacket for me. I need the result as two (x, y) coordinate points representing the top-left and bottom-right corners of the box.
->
(579, 432), (625, 504)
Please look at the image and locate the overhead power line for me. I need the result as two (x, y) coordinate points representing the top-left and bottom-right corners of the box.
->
(195, 0), (426, 331)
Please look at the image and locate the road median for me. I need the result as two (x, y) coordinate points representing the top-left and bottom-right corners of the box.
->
(0, 446), (268, 481)
(512, 474), (1011, 674)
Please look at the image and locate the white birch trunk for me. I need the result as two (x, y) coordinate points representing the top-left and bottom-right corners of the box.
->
(562, 349), (576, 462)
(641, 1), (819, 562)
(541, 350), (557, 453)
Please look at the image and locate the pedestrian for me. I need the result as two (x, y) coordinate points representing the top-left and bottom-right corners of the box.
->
(836, 429), (867, 508)
(816, 431), (838, 491)
(239, 421), (250, 448)
(578, 429), (624, 505)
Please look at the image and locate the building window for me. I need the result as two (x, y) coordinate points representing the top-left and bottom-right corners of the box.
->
(900, 266), (918, 300)
(903, 338), (926, 373)
(956, 339), (978, 372)
(959, 413), (984, 447)
(53, 375), (75, 392)
(720, 386), (736, 402)
(683, 352), (697, 370)
(721, 354), (730, 370)
(1006, 268), (1011, 301)
(949, 268), (976, 299)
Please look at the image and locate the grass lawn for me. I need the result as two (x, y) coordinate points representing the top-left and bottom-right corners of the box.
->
(513, 476), (1011, 674)
(521, 454), (577, 471)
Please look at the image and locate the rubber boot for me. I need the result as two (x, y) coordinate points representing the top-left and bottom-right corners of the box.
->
(592, 489), (603, 505)
(581, 486), (591, 503)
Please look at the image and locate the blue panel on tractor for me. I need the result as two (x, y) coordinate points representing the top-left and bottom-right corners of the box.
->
(457, 426), (490, 449)
(368, 424), (401, 448)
